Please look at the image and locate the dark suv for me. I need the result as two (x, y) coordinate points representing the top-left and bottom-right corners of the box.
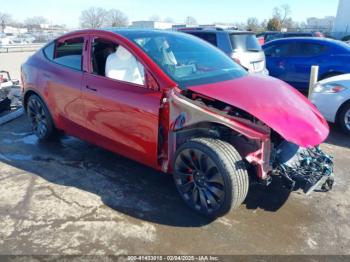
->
(178, 27), (269, 75)
(257, 31), (324, 43)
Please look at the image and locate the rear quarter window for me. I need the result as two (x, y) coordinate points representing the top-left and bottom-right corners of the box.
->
(43, 42), (55, 60)
(53, 37), (84, 71)
(188, 32), (218, 46)
(230, 34), (261, 51)
(294, 43), (329, 57)
(264, 43), (294, 57)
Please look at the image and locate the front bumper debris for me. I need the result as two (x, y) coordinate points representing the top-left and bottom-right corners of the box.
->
(273, 142), (334, 195)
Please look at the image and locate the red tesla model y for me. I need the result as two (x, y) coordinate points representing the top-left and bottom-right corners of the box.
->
(21, 29), (334, 217)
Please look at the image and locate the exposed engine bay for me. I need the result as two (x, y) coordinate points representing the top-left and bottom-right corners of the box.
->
(273, 142), (334, 194)
(168, 89), (334, 195)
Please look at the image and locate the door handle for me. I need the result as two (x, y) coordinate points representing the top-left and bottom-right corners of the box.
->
(86, 85), (97, 92)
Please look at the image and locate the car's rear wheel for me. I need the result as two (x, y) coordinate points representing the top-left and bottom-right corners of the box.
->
(338, 102), (350, 135)
(173, 137), (249, 217)
(27, 94), (56, 140)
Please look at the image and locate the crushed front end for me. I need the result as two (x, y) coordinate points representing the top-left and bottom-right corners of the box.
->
(272, 141), (334, 194)
(167, 85), (335, 196)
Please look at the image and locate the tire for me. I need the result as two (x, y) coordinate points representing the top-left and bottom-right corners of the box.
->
(173, 137), (249, 217)
(27, 94), (56, 141)
(337, 102), (350, 135)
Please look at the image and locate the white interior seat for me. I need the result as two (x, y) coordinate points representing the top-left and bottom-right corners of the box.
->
(105, 46), (144, 85)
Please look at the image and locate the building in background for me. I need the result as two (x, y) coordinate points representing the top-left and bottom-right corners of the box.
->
(332, 0), (350, 39)
(3, 26), (28, 34)
(172, 24), (189, 30)
(131, 21), (172, 29)
(306, 16), (335, 32)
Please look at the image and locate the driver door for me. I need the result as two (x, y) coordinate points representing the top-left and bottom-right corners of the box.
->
(82, 35), (163, 168)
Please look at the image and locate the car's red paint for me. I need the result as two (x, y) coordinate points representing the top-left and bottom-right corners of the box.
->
(82, 72), (163, 167)
(188, 74), (329, 148)
(21, 29), (329, 176)
(257, 36), (265, 46)
(21, 30), (173, 170)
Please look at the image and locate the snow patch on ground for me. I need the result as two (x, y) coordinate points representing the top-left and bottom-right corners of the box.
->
(0, 153), (31, 161)
(307, 238), (318, 249)
(16, 134), (38, 145)
(0, 216), (15, 244)
(2, 134), (38, 145)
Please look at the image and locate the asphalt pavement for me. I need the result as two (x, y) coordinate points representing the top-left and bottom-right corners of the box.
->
(0, 116), (349, 255)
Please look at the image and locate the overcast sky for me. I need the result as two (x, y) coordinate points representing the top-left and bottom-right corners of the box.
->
(1, 0), (339, 28)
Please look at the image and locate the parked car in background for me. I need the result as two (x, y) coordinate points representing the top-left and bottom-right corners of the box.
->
(257, 36), (265, 46)
(21, 29), (333, 217)
(257, 31), (324, 43)
(311, 74), (350, 134)
(263, 37), (350, 91)
(178, 27), (269, 75)
(0, 37), (13, 46)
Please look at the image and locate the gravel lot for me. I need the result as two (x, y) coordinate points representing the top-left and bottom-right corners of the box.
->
(0, 115), (349, 255)
(0, 52), (34, 81)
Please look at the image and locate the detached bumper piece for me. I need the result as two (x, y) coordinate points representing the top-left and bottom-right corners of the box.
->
(273, 142), (334, 195)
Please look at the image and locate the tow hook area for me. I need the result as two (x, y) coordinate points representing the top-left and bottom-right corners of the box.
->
(273, 142), (334, 195)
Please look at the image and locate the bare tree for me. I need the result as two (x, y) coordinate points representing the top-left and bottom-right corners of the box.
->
(185, 16), (197, 26)
(0, 12), (12, 32)
(260, 19), (268, 30)
(80, 7), (108, 29)
(299, 21), (307, 30)
(284, 18), (296, 30)
(24, 16), (48, 30)
(273, 4), (291, 28)
(267, 18), (281, 31)
(107, 9), (128, 27)
(149, 14), (160, 21)
(247, 17), (259, 32)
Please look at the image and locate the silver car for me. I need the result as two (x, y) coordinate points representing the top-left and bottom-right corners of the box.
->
(178, 28), (269, 75)
(310, 74), (350, 134)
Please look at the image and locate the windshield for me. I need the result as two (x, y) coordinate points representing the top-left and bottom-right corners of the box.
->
(121, 31), (247, 89)
(230, 34), (262, 52)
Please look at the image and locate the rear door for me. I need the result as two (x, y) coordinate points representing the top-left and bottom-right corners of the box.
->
(42, 36), (86, 132)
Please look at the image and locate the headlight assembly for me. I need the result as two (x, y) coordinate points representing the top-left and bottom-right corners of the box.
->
(313, 83), (347, 93)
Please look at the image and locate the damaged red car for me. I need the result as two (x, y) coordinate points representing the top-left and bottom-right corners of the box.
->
(21, 29), (334, 217)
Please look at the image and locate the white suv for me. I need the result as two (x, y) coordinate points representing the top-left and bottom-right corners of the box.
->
(179, 28), (269, 75)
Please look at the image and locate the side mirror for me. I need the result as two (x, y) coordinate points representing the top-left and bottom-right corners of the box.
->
(145, 71), (160, 92)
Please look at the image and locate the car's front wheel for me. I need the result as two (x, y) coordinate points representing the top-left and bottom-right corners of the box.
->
(338, 101), (350, 135)
(27, 94), (56, 141)
(173, 137), (249, 217)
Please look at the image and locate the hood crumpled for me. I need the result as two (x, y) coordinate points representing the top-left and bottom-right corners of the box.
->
(188, 74), (329, 147)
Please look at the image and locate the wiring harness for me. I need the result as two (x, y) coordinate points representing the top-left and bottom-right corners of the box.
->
(274, 143), (334, 195)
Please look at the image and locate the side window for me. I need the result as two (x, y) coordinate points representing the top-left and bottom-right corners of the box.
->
(294, 43), (328, 57)
(190, 32), (218, 46)
(43, 42), (55, 60)
(264, 45), (276, 57)
(53, 37), (84, 71)
(266, 34), (281, 42)
(91, 38), (145, 85)
(264, 43), (294, 57)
